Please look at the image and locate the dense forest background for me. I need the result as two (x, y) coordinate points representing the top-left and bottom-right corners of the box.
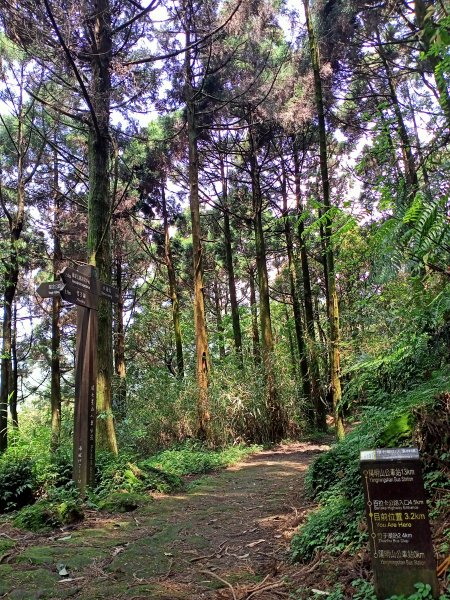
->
(0, 0), (449, 595)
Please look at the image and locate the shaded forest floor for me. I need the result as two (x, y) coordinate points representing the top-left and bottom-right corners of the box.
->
(0, 440), (372, 600)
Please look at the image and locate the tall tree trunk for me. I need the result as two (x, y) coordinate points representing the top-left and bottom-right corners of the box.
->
(304, 0), (344, 439)
(248, 111), (284, 441)
(249, 266), (261, 366)
(281, 166), (312, 420)
(220, 155), (243, 365)
(293, 139), (326, 430)
(113, 254), (127, 419)
(376, 32), (418, 198)
(51, 147), (62, 452)
(161, 183), (184, 378)
(213, 276), (226, 360)
(10, 303), (18, 428)
(0, 88), (26, 452)
(185, 27), (211, 440)
(87, 0), (117, 454)
(284, 303), (298, 379)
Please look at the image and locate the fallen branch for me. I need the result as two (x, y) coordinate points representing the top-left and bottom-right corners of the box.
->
(199, 569), (237, 600)
(244, 580), (286, 599)
(189, 540), (228, 562)
(160, 558), (174, 581)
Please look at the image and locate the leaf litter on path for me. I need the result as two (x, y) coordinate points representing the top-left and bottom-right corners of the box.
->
(3, 441), (332, 599)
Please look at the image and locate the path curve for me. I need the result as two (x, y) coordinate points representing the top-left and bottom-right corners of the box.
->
(0, 441), (330, 600)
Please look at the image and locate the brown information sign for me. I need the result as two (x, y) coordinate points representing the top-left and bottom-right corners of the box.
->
(360, 448), (439, 599)
(36, 264), (118, 495)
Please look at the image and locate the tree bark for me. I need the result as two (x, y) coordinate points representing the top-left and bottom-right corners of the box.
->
(248, 111), (284, 442)
(304, 0), (344, 439)
(162, 183), (184, 378)
(113, 254), (127, 419)
(185, 25), (211, 440)
(87, 0), (117, 454)
(0, 87), (26, 452)
(293, 139), (326, 430)
(10, 303), (18, 428)
(213, 276), (226, 360)
(281, 166), (312, 418)
(51, 147), (62, 452)
(249, 266), (261, 366)
(220, 155), (243, 365)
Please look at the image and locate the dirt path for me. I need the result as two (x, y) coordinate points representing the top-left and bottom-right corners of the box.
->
(0, 441), (331, 600)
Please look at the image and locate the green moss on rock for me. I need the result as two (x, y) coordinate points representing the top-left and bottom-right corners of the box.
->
(13, 500), (61, 532)
(98, 492), (152, 513)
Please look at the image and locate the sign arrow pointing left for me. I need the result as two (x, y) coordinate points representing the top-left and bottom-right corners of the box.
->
(36, 281), (65, 299)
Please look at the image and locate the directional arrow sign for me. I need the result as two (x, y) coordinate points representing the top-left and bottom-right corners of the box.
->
(61, 267), (119, 304)
(60, 266), (97, 294)
(61, 284), (98, 310)
(36, 281), (65, 298)
(100, 282), (119, 304)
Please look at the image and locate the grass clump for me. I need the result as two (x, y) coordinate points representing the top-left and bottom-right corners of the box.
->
(98, 492), (152, 512)
(142, 442), (259, 477)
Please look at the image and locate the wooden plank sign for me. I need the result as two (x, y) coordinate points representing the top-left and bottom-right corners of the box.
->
(36, 281), (65, 298)
(36, 265), (119, 494)
(360, 448), (439, 599)
(72, 266), (98, 493)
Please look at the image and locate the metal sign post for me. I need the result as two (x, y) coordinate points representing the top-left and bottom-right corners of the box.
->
(37, 265), (118, 495)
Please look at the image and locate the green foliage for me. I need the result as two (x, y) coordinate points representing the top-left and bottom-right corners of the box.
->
(291, 493), (364, 561)
(141, 441), (259, 476)
(13, 500), (61, 532)
(94, 451), (184, 497)
(0, 457), (35, 513)
(295, 580), (450, 600)
(57, 500), (84, 524)
(387, 582), (450, 600)
(293, 370), (450, 564)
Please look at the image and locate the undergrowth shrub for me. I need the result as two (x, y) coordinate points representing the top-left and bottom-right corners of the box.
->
(13, 500), (61, 532)
(94, 451), (184, 497)
(142, 442), (259, 476)
(293, 370), (450, 564)
(0, 457), (36, 513)
(122, 355), (299, 451)
(302, 580), (450, 600)
(98, 492), (152, 512)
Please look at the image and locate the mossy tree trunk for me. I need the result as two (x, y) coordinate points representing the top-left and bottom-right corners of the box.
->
(87, 0), (117, 454)
(248, 111), (284, 441)
(113, 254), (127, 419)
(281, 167), (313, 423)
(293, 139), (326, 431)
(249, 265), (261, 366)
(304, 0), (344, 439)
(220, 155), (243, 366)
(185, 25), (211, 441)
(162, 182), (184, 378)
(51, 147), (62, 452)
(0, 84), (26, 452)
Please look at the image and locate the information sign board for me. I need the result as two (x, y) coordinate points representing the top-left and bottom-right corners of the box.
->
(360, 448), (439, 599)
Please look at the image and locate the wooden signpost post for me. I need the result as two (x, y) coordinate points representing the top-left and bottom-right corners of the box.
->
(360, 448), (439, 599)
(37, 265), (119, 494)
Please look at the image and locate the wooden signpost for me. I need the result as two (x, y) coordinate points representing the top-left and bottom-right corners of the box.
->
(360, 448), (439, 599)
(37, 265), (119, 494)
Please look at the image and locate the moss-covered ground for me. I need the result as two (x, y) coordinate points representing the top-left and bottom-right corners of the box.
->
(0, 441), (329, 599)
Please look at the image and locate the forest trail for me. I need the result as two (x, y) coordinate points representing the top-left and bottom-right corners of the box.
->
(0, 441), (332, 600)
